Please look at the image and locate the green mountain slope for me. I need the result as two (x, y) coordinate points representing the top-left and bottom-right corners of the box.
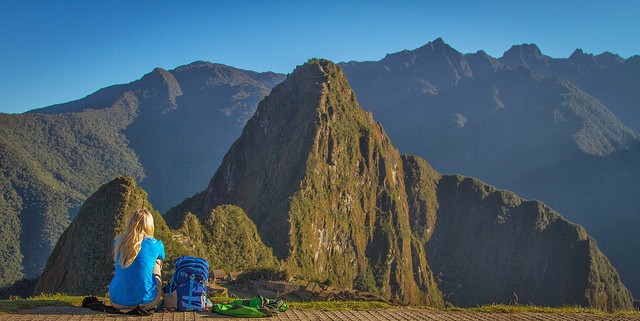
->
(196, 205), (278, 272)
(168, 59), (445, 306)
(33, 176), (174, 295)
(0, 101), (144, 283)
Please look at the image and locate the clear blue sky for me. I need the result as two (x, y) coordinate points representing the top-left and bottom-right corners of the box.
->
(1, 0), (638, 114)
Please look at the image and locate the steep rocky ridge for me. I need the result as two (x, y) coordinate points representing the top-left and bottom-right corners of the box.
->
(168, 59), (445, 306)
(0, 63), (284, 289)
(167, 59), (633, 310)
(34, 176), (275, 296)
(339, 39), (640, 296)
(428, 175), (632, 310)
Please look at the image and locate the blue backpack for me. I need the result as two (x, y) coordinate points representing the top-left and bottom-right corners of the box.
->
(167, 256), (210, 311)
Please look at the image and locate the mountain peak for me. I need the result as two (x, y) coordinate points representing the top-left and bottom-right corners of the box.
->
(569, 48), (593, 60)
(152, 66), (168, 74)
(141, 67), (170, 81)
(503, 43), (544, 59)
(596, 52), (624, 64)
(568, 48), (602, 71)
(173, 60), (231, 73)
(168, 59), (356, 228)
(432, 37), (446, 46)
(422, 37), (455, 52)
(302, 57), (334, 68)
(500, 43), (550, 69)
(292, 58), (338, 79)
(568, 48), (625, 68)
(139, 67), (183, 111)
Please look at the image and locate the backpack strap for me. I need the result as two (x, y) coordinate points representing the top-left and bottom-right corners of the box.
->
(188, 274), (195, 310)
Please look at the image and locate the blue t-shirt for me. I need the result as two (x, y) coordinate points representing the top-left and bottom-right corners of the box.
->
(109, 237), (166, 306)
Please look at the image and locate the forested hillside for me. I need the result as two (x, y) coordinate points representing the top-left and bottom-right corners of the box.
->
(0, 102), (143, 286)
(0, 62), (283, 290)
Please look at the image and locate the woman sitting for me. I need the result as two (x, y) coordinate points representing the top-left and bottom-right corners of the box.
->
(109, 209), (165, 312)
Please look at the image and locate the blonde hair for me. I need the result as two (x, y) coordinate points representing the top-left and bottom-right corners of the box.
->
(114, 209), (155, 268)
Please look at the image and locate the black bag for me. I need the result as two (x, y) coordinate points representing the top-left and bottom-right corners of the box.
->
(82, 296), (153, 315)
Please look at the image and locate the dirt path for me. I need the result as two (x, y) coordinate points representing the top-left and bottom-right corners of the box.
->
(1, 307), (638, 321)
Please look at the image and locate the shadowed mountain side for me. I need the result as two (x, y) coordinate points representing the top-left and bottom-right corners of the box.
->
(427, 175), (633, 311)
(33, 177), (276, 296)
(339, 38), (640, 297)
(166, 59), (633, 310)
(122, 63), (285, 212)
(501, 44), (640, 131)
(30, 62), (285, 213)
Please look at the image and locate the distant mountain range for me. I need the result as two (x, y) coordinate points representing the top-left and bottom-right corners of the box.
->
(339, 38), (640, 296)
(0, 38), (638, 303)
(35, 60), (634, 310)
(28, 62), (285, 213)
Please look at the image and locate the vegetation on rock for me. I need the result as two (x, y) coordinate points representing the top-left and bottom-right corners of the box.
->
(33, 177), (179, 295)
(34, 177), (275, 296)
